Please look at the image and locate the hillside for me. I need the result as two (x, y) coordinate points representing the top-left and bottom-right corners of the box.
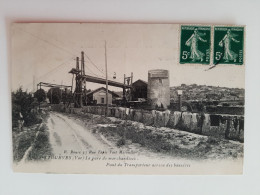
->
(170, 84), (245, 103)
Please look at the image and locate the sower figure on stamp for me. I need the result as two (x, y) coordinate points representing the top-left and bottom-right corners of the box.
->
(185, 28), (207, 62)
(219, 29), (240, 63)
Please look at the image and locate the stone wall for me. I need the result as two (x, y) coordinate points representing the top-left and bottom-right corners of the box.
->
(52, 105), (244, 142)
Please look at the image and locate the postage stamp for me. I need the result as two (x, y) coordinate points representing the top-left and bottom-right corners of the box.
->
(179, 25), (211, 64)
(213, 26), (244, 65)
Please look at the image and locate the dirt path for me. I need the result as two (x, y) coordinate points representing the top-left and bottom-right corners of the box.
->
(47, 112), (112, 156)
(46, 112), (180, 160)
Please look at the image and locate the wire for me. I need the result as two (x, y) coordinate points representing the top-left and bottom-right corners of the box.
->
(84, 53), (105, 75)
(15, 26), (130, 90)
(37, 57), (74, 81)
(16, 27), (77, 57)
(17, 27), (125, 80)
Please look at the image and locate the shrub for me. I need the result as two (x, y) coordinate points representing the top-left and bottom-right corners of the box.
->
(12, 87), (39, 127)
(116, 138), (126, 147)
(29, 131), (52, 161)
(206, 136), (220, 145)
(34, 88), (46, 103)
(13, 131), (36, 161)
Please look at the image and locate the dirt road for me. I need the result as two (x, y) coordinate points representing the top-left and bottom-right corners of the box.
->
(46, 112), (184, 160)
(47, 112), (114, 156)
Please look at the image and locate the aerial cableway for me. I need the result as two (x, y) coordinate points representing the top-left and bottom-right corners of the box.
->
(37, 50), (133, 110)
(68, 51), (133, 108)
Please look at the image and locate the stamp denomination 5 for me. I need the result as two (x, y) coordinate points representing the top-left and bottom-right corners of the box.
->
(180, 25), (211, 64)
(213, 26), (244, 65)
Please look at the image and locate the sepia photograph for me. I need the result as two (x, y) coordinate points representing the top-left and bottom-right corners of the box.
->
(11, 23), (245, 174)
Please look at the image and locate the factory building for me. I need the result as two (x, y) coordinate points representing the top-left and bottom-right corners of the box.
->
(131, 79), (148, 101)
(86, 87), (119, 105)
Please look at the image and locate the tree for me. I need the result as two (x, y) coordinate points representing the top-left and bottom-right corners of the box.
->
(34, 88), (46, 104)
(62, 88), (73, 105)
(12, 87), (39, 127)
(47, 87), (62, 104)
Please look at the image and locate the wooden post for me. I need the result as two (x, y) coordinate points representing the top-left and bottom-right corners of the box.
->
(80, 52), (83, 76)
(81, 51), (85, 75)
(130, 72), (133, 101)
(81, 52), (86, 105)
(71, 74), (74, 92)
(50, 88), (53, 104)
(39, 83), (41, 110)
(105, 41), (108, 116)
(79, 52), (84, 107)
(76, 57), (79, 70)
(123, 74), (126, 102)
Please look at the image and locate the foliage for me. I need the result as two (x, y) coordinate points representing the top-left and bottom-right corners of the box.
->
(12, 130), (36, 161)
(28, 131), (52, 161)
(116, 138), (126, 147)
(62, 89), (73, 105)
(12, 87), (39, 127)
(47, 87), (62, 104)
(34, 88), (46, 103)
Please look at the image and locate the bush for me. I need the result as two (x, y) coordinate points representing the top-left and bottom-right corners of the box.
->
(116, 138), (126, 147)
(13, 131), (36, 161)
(29, 131), (52, 161)
(12, 87), (38, 127)
(206, 136), (220, 145)
(34, 88), (46, 103)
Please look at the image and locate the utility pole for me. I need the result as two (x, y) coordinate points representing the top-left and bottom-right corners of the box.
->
(33, 75), (36, 92)
(105, 41), (108, 116)
(39, 83), (42, 110)
(123, 74), (126, 104)
(177, 90), (183, 111)
(50, 88), (53, 104)
(130, 72), (133, 101)
(78, 51), (84, 107)
(81, 51), (86, 106)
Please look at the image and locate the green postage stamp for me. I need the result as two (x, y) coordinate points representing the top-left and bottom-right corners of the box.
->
(179, 25), (211, 64)
(213, 26), (244, 65)
(179, 25), (245, 65)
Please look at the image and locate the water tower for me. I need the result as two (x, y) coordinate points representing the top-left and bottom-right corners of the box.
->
(147, 69), (170, 109)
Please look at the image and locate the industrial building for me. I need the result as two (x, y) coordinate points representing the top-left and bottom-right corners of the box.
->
(131, 79), (148, 101)
(86, 87), (119, 105)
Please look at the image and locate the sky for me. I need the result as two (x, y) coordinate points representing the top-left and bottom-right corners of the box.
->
(11, 23), (245, 92)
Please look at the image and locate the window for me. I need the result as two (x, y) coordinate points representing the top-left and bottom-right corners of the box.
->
(101, 97), (105, 104)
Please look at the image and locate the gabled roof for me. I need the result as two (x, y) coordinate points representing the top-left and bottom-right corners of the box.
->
(132, 79), (148, 85)
(86, 87), (119, 97)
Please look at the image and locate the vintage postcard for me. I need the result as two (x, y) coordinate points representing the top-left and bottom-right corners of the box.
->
(11, 23), (245, 174)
